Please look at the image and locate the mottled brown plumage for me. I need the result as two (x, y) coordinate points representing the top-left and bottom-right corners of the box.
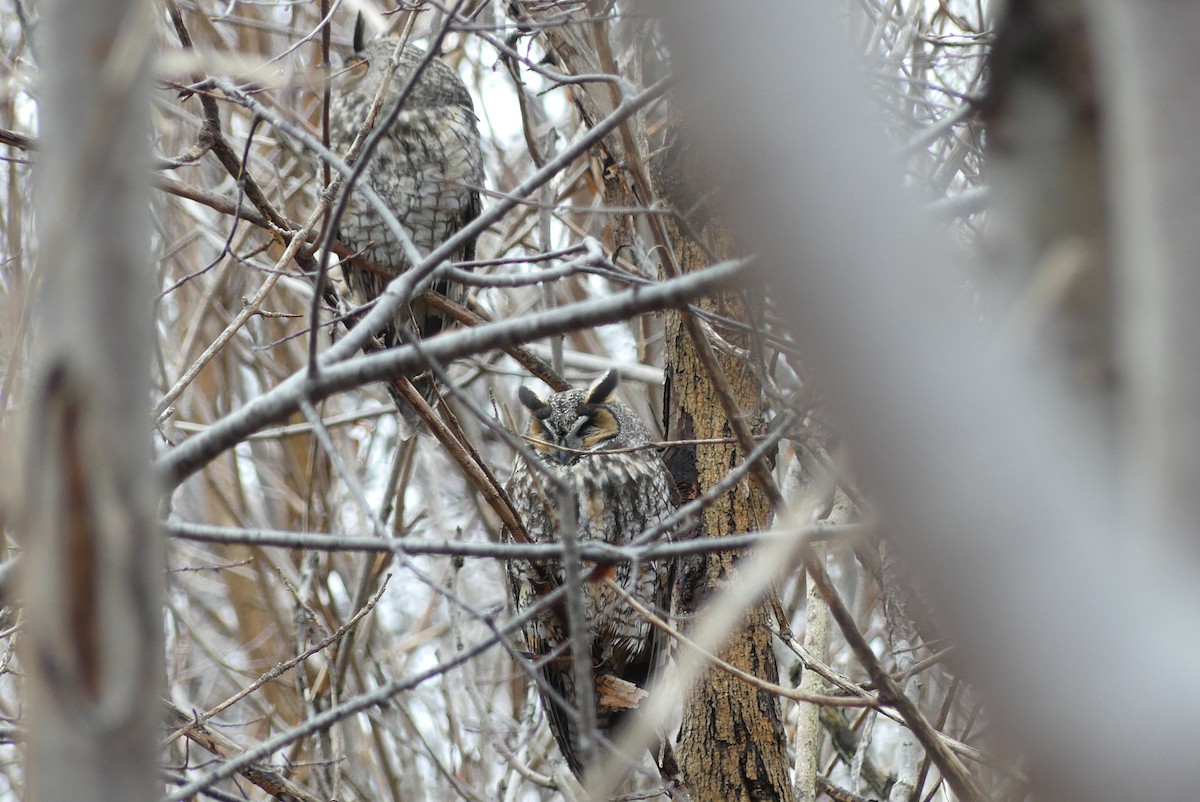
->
(329, 37), (483, 416)
(504, 371), (676, 778)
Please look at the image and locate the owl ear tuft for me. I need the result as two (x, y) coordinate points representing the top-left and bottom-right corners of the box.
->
(585, 369), (619, 405)
(518, 385), (548, 412)
(353, 12), (367, 54)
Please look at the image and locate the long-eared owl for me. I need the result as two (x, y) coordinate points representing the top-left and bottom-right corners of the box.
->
(504, 370), (677, 778)
(328, 35), (483, 414)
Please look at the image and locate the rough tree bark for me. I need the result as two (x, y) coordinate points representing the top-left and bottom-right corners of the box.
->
(655, 134), (794, 801)
(19, 0), (162, 800)
(499, 7), (795, 795)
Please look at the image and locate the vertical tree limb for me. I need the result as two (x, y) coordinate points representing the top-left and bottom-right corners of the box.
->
(1090, 0), (1200, 541)
(656, 185), (793, 799)
(787, 453), (847, 802)
(20, 0), (162, 799)
(792, 551), (828, 802)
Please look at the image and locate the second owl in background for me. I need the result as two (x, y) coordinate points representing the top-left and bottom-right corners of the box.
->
(328, 30), (484, 421)
(504, 370), (677, 780)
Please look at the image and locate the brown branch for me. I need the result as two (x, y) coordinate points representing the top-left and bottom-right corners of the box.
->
(387, 375), (533, 546)
(423, 291), (569, 392)
(165, 703), (324, 802)
(0, 126), (36, 151)
(159, 257), (744, 487)
(165, 578), (390, 745)
(164, 1), (316, 270)
(802, 549), (987, 802)
(606, 577), (877, 709)
(155, 175), (282, 234)
(819, 708), (896, 799)
(817, 776), (881, 802)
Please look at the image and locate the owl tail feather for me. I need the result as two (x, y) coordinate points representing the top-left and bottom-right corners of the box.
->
(541, 667), (659, 783)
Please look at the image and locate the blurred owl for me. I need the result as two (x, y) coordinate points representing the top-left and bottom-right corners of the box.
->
(329, 35), (483, 418)
(504, 370), (676, 778)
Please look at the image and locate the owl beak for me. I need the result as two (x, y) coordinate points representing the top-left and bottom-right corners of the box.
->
(554, 433), (586, 465)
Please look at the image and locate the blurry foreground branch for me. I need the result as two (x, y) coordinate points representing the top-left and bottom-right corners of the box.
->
(663, 1), (1200, 799)
(19, 0), (162, 800)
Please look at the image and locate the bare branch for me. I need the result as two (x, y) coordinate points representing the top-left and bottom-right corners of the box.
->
(158, 257), (746, 487)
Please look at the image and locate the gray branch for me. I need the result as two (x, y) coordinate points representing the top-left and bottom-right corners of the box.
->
(158, 257), (745, 487)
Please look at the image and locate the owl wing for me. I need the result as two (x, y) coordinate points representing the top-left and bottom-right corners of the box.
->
(501, 520), (589, 775)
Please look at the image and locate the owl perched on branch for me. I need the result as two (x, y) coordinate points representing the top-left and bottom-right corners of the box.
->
(504, 370), (677, 778)
(328, 34), (483, 419)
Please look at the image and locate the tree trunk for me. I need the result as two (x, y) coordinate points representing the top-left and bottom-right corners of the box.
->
(658, 156), (794, 800)
(20, 0), (162, 800)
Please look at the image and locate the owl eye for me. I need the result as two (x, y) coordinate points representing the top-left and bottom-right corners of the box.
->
(578, 407), (620, 448)
(527, 417), (557, 455)
(571, 415), (597, 438)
